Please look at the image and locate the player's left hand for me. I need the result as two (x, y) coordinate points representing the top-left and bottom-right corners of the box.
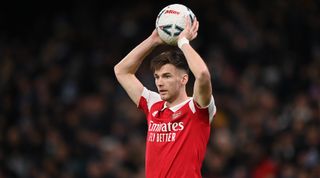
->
(178, 16), (199, 42)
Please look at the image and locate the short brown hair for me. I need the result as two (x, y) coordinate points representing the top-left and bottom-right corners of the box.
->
(150, 49), (190, 74)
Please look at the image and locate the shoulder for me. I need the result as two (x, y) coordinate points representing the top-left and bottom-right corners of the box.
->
(139, 87), (162, 111)
(189, 96), (217, 123)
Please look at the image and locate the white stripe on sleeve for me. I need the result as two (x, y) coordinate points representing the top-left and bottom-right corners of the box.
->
(141, 87), (162, 111)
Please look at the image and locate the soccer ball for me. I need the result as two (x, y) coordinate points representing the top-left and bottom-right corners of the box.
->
(156, 4), (196, 45)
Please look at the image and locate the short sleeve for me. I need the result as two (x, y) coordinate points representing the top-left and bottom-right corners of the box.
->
(138, 87), (161, 114)
(189, 95), (216, 123)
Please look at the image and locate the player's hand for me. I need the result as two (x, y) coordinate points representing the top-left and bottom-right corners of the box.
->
(149, 29), (165, 46)
(178, 16), (199, 41)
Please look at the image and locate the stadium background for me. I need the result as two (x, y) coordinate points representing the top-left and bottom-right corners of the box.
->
(0, 0), (319, 177)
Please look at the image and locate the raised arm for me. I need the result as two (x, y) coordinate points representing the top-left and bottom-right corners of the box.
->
(178, 18), (212, 107)
(114, 30), (163, 105)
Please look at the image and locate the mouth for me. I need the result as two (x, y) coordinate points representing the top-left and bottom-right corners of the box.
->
(159, 90), (168, 94)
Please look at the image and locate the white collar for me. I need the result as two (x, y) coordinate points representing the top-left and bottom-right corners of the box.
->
(163, 98), (192, 112)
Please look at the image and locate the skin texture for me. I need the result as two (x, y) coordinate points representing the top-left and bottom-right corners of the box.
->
(154, 64), (189, 103)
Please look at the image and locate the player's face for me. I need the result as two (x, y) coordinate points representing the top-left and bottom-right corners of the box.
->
(154, 64), (188, 102)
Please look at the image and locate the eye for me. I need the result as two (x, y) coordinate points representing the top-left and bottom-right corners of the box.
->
(164, 74), (171, 78)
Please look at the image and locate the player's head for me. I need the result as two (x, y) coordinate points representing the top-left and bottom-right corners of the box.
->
(151, 49), (189, 102)
(151, 49), (189, 74)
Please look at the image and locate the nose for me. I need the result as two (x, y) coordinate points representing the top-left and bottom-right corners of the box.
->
(156, 77), (163, 87)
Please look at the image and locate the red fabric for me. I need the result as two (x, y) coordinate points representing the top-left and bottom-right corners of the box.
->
(139, 94), (212, 178)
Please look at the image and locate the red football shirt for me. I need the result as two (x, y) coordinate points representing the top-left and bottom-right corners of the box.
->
(138, 88), (216, 178)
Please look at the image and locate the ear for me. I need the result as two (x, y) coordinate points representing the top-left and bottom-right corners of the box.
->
(181, 74), (189, 85)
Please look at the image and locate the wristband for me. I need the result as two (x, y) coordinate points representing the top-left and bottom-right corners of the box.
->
(178, 37), (189, 49)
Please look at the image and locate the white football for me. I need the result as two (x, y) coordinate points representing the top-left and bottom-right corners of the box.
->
(155, 4), (196, 45)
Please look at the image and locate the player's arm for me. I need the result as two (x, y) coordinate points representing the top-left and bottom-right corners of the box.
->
(114, 30), (163, 105)
(178, 18), (212, 107)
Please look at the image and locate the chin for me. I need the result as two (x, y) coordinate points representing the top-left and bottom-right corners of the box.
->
(160, 95), (169, 101)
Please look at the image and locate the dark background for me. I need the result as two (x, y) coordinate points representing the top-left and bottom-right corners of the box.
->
(0, 0), (319, 177)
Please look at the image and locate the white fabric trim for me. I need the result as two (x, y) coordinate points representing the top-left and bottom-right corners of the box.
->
(168, 98), (193, 112)
(189, 100), (196, 114)
(141, 87), (161, 111)
(208, 96), (217, 123)
(190, 96), (216, 123)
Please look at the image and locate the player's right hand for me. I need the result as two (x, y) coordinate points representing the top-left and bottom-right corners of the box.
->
(149, 29), (165, 46)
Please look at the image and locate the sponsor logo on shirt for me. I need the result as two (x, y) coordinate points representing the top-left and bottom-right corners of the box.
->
(152, 111), (159, 117)
(147, 120), (184, 143)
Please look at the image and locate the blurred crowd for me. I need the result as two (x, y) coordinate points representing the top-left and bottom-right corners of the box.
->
(0, 0), (319, 178)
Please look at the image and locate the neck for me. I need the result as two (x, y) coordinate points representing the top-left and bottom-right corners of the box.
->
(165, 91), (189, 108)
